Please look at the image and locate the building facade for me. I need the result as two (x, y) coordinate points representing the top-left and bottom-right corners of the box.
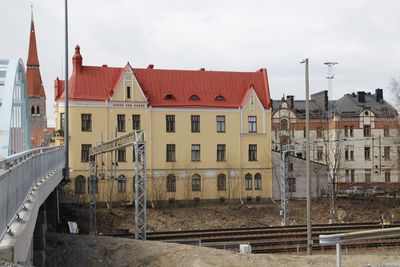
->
(54, 46), (273, 205)
(26, 15), (48, 147)
(272, 90), (399, 191)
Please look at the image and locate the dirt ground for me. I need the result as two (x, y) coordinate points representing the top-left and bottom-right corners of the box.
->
(61, 198), (400, 234)
(45, 233), (400, 267)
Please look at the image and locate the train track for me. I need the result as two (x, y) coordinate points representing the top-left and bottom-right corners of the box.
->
(109, 222), (400, 254)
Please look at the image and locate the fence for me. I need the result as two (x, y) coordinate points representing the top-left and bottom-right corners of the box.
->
(0, 146), (64, 241)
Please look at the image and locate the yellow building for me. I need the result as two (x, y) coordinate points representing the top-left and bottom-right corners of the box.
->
(54, 45), (273, 205)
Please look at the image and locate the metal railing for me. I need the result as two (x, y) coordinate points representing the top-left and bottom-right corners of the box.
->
(319, 226), (400, 267)
(0, 146), (64, 241)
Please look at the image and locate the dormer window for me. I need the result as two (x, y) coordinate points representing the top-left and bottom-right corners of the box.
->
(189, 95), (200, 100)
(164, 94), (175, 100)
(215, 95), (225, 101)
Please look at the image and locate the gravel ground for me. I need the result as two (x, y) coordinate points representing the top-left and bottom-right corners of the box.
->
(45, 233), (400, 267)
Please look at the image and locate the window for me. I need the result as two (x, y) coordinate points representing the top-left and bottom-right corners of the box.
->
(303, 127), (306, 138)
(132, 115), (140, 130)
(288, 177), (296, 192)
(189, 95), (200, 100)
(344, 126), (348, 137)
(280, 119), (288, 130)
(384, 146), (390, 160)
(245, 173), (252, 190)
(345, 145), (354, 161)
(349, 126), (354, 137)
(317, 127), (323, 138)
(216, 116), (225, 132)
(36, 106), (40, 115)
(164, 94), (175, 100)
(81, 144), (91, 162)
(191, 144), (200, 161)
(248, 144), (257, 161)
(364, 146), (371, 160)
(191, 115), (200, 132)
(167, 174), (176, 192)
(217, 174), (226, 191)
(88, 176), (98, 193)
(317, 146), (323, 161)
(81, 114), (92, 131)
(117, 175), (127, 193)
(192, 174), (201, 191)
(217, 144), (226, 161)
(384, 126), (390, 137)
(118, 148), (126, 162)
(31, 106), (35, 115)
(365, 169), (371, 183)
(117, 114), (125, 132)
(166, 144), (176, 162)
(126, 86), (131, 99)
(385, 171), (391, 182)
(60, 113), (65, 130)
(254, 173), (262, 190)
(364, 125), (371, 137)
(289, 162), (294, 171)
(215, 95), (225, 101)
(75, 176), (85, 194)
(166, 115), (175, 132)
(345, 169), (350, 183)
(350, 169), (355, 183)
(248, 116), (257, 133)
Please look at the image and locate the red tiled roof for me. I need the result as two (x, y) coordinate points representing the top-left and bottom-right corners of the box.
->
(26, 19), (46, 98)
(55, 47), (271, 108)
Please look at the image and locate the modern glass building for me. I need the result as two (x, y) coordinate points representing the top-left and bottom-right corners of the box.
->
(0, 58), (31, 158)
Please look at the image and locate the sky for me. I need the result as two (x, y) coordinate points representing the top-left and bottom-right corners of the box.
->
(1, 0), (400, 126)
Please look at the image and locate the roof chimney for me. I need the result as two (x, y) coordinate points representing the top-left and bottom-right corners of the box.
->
(357, 91), (366, 103)
(102, 64), (107, 67)
(72, 45), (83, 74)
(147, 64), (154, 69)
(375, 88), (383, 102)
(200, 68), (205, 71)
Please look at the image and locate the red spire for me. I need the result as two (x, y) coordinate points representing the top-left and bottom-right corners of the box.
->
(26, 17), (46, 97)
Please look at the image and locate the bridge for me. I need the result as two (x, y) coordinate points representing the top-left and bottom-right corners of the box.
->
(0, 146), (64, 266)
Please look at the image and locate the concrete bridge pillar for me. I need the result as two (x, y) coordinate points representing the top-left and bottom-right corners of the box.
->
(33, 204), (47, 267)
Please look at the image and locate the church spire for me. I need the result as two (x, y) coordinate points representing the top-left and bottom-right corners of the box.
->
(27, 10), (39, 67)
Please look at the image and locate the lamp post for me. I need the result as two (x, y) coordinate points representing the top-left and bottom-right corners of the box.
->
(301, 58), (312, 255)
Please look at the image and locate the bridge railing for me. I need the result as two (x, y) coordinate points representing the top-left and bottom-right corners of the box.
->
(0, 146), (64, 241)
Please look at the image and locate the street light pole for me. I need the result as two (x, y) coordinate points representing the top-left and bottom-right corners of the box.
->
(64, 0), (69, 180)
(301, 58), (312, 255)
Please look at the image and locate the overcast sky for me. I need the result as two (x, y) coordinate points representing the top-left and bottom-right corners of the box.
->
(2, 0), (400, 126)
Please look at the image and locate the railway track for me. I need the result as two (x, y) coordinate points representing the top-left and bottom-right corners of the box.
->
(109, 222), (400, 254)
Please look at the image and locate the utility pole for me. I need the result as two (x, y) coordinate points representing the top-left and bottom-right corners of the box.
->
(63, 0), (69, 180)
(324, 61), (338, 223)
(301, 58), (312, 255)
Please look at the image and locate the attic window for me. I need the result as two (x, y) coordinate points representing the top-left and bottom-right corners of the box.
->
(164, 94), (175, 100)
(215, 95), (225, 101)
(365, 111), (369, 116)
(189, 95), (200, 100)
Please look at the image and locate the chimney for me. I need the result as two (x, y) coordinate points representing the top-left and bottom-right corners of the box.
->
(200, 68), (205, 71)
(72, 45), (83, 74)
(147, 64), (154, 69)
(286, 95), (294, 109)
(54, 78), (62, 100)
(357, 91), (366, 103)
(102, 64), (108, 67)
(375, 88), (383, 102)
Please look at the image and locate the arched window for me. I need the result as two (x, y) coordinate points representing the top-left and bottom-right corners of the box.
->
(189, 95), (200, 100)
(75, 175), (85, 194)
(164, 94), (175, 100)
(280, 119), (288, 130)
(217, 174), (226, 191)
(36, 105), (40, 115)
(245, 173), (252, 190)
(117, 175), (127, 193)
(254, 173), (262, 190)
(192, 174), (201, 191)
(31, 106), (35, 115)
(215, 95), (225, 101)
(167, 174), (176, 192)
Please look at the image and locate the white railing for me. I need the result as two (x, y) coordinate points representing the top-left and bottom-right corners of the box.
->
(0, 146), (64, 241)
(319, 227), (400, 267)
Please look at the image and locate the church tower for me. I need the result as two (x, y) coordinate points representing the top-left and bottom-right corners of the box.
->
(26, 9), (47, 147)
